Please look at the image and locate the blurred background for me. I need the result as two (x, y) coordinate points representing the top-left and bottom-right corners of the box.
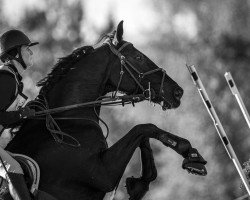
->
(1, 0), (250, 199)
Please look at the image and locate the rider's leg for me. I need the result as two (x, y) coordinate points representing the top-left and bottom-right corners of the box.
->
(7, 173), (32, 200)
(0, 148), (23, 176)
(0, 147), (32, 200)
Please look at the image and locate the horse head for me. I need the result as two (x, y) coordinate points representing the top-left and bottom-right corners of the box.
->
(105, 21), (184, 110)
(37, 21), (183, 113)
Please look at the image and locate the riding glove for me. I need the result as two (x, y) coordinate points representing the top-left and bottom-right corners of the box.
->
(19, 107), (36, 119)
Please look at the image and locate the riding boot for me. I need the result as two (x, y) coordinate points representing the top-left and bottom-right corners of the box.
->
(7, 172), (32, 200)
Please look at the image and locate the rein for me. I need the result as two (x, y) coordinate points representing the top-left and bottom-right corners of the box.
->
(27, 96), (82, 147)
(34, 94), (146, 116)
(28, 94), (146, 148)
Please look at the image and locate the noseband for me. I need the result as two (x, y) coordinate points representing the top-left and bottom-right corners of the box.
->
(105, 39), (167, 101)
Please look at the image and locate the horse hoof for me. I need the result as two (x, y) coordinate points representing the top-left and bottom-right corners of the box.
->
(183, 162), (207, 176)
(126, 177), (149, 200)
(182, 148), (207, 176)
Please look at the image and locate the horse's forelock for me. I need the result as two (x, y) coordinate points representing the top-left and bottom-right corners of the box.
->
(93, 31), (116, 49)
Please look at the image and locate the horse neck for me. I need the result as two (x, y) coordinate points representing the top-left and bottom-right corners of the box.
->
(46, 45), (116, 121)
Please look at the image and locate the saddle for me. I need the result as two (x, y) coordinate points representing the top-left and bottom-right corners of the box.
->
(12, 154), (40, 195)
(0, 154), (57, 200)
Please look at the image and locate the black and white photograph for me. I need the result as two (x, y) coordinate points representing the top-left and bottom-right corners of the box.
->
(0, 0), (249, 200)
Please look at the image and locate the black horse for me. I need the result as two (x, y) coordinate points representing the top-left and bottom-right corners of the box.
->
(5, 21), (207, 200)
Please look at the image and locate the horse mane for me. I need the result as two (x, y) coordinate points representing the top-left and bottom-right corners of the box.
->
(37, 32), (115, 96)
(37, 46), (94, 95)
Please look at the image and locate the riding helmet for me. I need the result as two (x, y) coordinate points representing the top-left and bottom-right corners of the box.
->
(0, 29), (39, 59)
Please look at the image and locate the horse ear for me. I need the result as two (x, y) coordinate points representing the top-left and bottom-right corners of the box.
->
(113, 20), (124, 46)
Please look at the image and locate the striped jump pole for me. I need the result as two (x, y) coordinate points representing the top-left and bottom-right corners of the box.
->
(234, 194), (249, 200)
(225, 72), (250, 129)
(186, 64), (250, 196)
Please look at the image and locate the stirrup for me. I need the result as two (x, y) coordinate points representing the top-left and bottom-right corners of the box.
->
(182, 148), (207, 176)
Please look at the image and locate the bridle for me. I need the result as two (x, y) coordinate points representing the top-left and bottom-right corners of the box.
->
(105, 39), (167, 102)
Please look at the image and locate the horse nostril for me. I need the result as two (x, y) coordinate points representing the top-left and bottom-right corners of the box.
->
(174, 88), (183, 100)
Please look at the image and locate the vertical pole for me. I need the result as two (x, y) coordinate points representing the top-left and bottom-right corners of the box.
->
(186, 65), (250, 196)
(225, 72), (250, 129)
(234, 194), (250, 200)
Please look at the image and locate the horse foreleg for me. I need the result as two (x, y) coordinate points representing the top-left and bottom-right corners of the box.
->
(126, 138), (157, 200)
(96, 124), (206, 193)
(140, 138), (157, 182)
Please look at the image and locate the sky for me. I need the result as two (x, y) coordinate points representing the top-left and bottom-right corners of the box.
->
(81, 0), (198, 43)
(1, 0), (198, 43)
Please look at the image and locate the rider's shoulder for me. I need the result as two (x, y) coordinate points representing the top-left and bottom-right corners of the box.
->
(0, 64), (15, 78)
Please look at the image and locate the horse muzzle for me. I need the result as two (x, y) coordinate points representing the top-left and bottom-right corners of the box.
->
(173, 87), (184, 101)
(160, 87), (184, 110)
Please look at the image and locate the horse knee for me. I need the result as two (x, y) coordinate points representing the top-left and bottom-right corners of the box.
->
(133, 124), (157, 134)
(98, 179), (116, 192)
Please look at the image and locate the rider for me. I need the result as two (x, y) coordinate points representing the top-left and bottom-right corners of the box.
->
(0, 29), (37, 200)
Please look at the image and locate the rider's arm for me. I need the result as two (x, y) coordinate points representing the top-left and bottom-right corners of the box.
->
(0, 111), (21, 126)
(0, 71), (21, 126)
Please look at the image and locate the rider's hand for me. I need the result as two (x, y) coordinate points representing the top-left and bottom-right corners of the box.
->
(19, 107), (35, 119)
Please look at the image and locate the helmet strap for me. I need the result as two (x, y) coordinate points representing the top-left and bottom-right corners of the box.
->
(16, 47), (27, 70)
(5, 46), (27, 70)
